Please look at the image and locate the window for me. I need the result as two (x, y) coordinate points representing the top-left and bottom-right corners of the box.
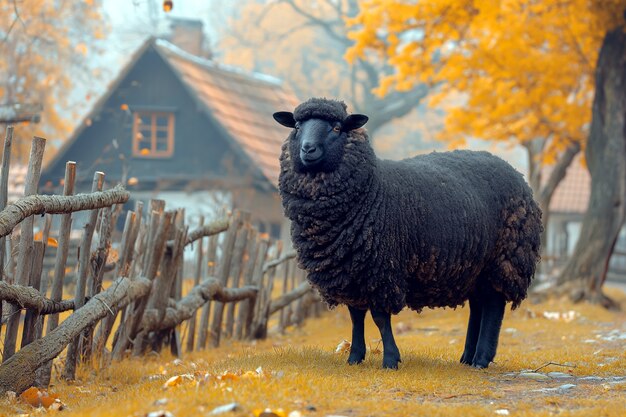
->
(132, 112), (175, 158)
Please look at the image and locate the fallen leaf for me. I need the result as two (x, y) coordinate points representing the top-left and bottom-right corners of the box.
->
(162, 374), (194, 389)
(335, 339), (351, 354)
(19, 386), (63, 409)
(218, 371), (240, 382)
(253, 409), (287, 417)
(146, 411), (174, 417)
(210, 402), (240, 414)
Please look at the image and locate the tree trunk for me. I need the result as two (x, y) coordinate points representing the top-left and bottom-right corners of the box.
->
(556, 27), (626, 309)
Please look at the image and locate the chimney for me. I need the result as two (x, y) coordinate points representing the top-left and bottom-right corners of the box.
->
(167, 18), (210, 58)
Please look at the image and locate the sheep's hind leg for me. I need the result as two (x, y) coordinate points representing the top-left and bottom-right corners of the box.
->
(472, 286), (506, 369)
(348, 306), (367, 365)
(460, 295), (482, 365)
(371, 310), (401, 369)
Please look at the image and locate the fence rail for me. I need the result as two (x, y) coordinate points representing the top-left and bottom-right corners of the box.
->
(0, 130), (321, 395)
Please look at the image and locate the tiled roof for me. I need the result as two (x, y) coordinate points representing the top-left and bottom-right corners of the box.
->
(155, 40), (299, 187)
(543, 154), (590, 214)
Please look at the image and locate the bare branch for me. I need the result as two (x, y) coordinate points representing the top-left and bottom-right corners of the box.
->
(263, 251), (297, 273)
(142, 278), (258, 331)
(0, 281), (76, 315)
(269, 281), (311, 315)
(0, 184), (130, 238)
(279, 0), (350, 45)
(181, 218), (229, 247)
(538, 141), (581, 207)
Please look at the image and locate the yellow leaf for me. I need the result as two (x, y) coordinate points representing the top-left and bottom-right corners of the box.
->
(335, 339), (351, 354)
(218, 371), (240, 382)
(163, 373), (194, 389)
(47, 237), (58, 248)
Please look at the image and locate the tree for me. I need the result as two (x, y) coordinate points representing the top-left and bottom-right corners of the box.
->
(348, 0), (626, 304)
(555, 26), (626, 308)
(0, 0), (106, 161)
(219, 0), (430, 138)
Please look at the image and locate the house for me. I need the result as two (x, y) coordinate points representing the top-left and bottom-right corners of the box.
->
(543, 155), (626, 281)
(41, 33), (299, 239)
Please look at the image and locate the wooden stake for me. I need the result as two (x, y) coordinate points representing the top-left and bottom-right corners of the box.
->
(185, 215), (204, 353)
(224, 221), (251, 338)
(62, 172), (104, 379)
(0, 126), (13, 293)
(234, 228), (257, 340)
(196, 233), (219, 350)
(2, 136), (46, 362)
(209, 210), (246, 347)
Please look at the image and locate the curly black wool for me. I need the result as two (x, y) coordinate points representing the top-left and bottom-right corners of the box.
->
(293, 97), (348, 123)
(278, 109), (542, 315)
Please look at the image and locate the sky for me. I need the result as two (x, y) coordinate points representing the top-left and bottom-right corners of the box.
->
(101, 0), (231, 67)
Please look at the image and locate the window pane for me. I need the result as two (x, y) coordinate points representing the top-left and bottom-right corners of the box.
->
(136, 114), (151, 126)
(156, 115), (169, 127)
(156, 141), (169, 152)
(156, 129), (168, 141)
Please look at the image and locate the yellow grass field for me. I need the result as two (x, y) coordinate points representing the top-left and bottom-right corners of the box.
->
(1, 288), (625, 417)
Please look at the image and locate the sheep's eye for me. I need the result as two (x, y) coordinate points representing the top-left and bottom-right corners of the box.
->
(332, 125), (341, 132)
(294, 123), (300, 131)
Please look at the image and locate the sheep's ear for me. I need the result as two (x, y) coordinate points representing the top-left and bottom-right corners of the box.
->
(273, 111), (296, 128)
(342, 114), (369, 131)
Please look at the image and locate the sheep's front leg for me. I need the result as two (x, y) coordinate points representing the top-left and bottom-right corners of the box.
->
(348, 306), (367, 365)
(460, 295), (483, 365)
(371, 310), (401, 369)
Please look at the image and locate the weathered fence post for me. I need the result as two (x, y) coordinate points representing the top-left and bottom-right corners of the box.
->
(0, 126), (13, 337)
(186, 215), (204, 352)
(2, 136), (46, 362)
(224, 220), (251, 338)
(63, 172), (104, 380)
(196, 233), (219, 349)
(209, 210), (244, 347)
(235, 228), (258, 340)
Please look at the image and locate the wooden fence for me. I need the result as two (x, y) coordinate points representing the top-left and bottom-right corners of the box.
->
(0, 129), (320, 395)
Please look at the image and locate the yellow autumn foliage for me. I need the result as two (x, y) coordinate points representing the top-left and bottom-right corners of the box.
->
(348, 0), (626, 160)
(0, 0), (106, 160)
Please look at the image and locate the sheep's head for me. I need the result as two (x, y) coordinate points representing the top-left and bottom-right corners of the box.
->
(273, 98), (368, 173)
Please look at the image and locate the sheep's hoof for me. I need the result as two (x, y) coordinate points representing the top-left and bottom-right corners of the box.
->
(471, 359), (490, 369)
(347, 351), (365, 365)
(460, 352), (473, 365)
(382, 354), (401, 370)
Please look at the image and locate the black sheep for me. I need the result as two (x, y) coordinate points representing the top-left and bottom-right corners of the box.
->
(273, 98), (542, 369)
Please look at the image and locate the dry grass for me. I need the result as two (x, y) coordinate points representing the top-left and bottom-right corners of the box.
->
(1, 288), (625, 417)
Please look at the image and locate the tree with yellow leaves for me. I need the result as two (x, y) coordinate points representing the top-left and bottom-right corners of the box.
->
(0, 0), (106, 161)
(348, 0), (626, 306)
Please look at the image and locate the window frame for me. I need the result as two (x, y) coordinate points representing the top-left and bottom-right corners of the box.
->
(132, 111), (175, 158)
